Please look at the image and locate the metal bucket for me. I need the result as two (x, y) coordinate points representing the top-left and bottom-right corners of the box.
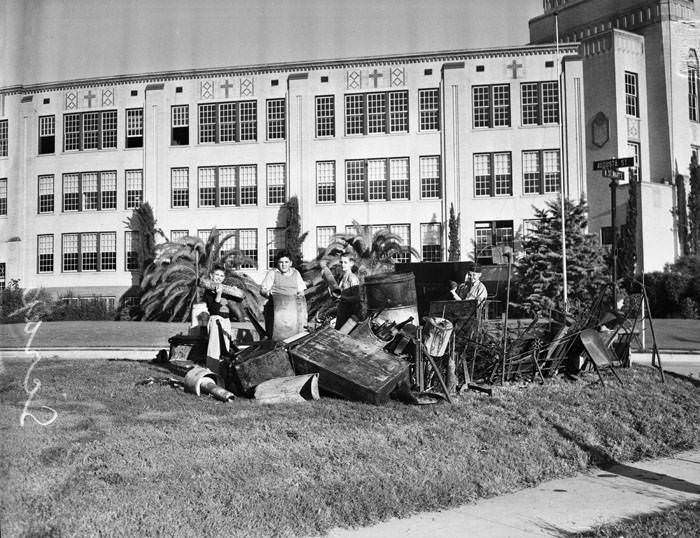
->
(422, 317), (453, 357)
(363, 272), (419, 325)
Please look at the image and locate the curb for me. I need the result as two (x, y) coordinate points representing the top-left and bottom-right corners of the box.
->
(1, 347), (162, 360)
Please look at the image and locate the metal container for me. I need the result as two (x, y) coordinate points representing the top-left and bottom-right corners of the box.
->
(270, 293), (308, 341)
(363, 272), (419, 324)
(422, 317), (454, 357)
(226, 341), (295, 396)
(288, 327), (410, 404)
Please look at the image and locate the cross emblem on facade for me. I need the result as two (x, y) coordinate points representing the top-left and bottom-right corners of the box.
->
(368, 69), (383, 88)
(506, 59), (523, 79)
(83, 90), (96, 108)
(220, 79), (234, 98)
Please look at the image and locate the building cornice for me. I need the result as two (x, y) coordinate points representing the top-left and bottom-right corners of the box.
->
(1, 43), (580, 95)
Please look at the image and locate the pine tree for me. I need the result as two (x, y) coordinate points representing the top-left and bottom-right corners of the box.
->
(617, 176), (638, 279)
(515, 198), (610, 317)
(447, 203), (461, 262)
(689, 156), (700, 256)
(677, 171), (690, 257)
(283, 196), (308, 267)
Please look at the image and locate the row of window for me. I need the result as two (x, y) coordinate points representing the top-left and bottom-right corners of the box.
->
(36, 171), (143, 213)
(35, 223), (444, 273)
(10, 82), (566, 159)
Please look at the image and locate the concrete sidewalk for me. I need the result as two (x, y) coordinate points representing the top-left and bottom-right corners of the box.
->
(324, 449), (700, 537)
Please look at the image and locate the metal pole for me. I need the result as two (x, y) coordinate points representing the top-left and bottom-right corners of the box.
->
(611, 180), (618, 308)
(555, 12), (569, 310)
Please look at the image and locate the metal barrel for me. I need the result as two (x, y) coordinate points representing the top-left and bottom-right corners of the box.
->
(363, 272), (419, 324)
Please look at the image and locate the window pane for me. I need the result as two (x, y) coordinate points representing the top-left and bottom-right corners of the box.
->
(82, 172), (99, 210)
(474, 154), (491, 196)
(316, 161), (336, 203)
(219, 102), (237, 142)
(521, 83), (539, 125)
(420, 156), (440, 199)
(101, 171), (117, 209)
(83, 112), (99, 149)
(63, 173), (80, 211)
(492, 85), (510, 127)
(419, 89), (439, 131)
(266, 98), (286, 140)
(345, 94), (364, 135)
(238, 228), (258, 268)
(102, 110), (117, 148)
(367, 93), (386, 134)
(346, 160), (365, 201)
(542, 81), (559, 124)
(199, 167), (216, 207)
(171, 168), (189, 207)
(38, 234), (54, 273)
(473, 86), (490, 128)
(316, 226), (336, 256)
(63, 234), (79, 271)
(543, 150), (561, 192)
(316, 95), (335, 137)
(38, 175), (54, 213)
(266, 163), (286, 205)
(390, 157), (409, 200)
(625, 72), (639, 118)
(100, 232), (117, 271)
(239, 101), (257, 141)
(64, 114), (81, 150)
(199, 104), (216, 143)
(388, 91), (408, 133)
(523, 151), (541, 195)
(421, 223), (442, 262)
(219, 166), (237, 206)
(239, 165), (257, 205)
(126, 170), (143, 209)
(494, 153), (512, 196)
(81, 233), (98, 271)
(368, 159), (387, 200)
(390, 224), (411, 263)
(267, 228), (285, 268)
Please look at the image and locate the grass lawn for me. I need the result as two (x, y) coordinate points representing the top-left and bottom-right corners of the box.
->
(0, 321), (189, 348)
(567, 500), (700, 537)
(1, 359), (699, 537)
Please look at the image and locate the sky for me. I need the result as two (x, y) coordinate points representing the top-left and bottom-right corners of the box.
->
(2, 0), (544, 88)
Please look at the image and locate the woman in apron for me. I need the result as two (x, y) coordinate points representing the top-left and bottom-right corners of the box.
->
(260, 251), (307, 340)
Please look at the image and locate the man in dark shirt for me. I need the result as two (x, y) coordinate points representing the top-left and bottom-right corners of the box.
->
(204, 265), (233, 363)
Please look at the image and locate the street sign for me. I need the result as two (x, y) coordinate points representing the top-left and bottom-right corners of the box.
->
(593, 157), (635, 170)
(602, 169), (624, 180)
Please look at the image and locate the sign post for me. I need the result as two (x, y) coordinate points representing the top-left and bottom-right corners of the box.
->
(593, 157), (635, 308)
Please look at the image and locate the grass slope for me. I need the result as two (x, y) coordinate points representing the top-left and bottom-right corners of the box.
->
(1, 360), (698, 537)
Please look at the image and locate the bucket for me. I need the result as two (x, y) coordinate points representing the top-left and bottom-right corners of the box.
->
(422, 317), (453, 357)
(363, 272), (419, 324)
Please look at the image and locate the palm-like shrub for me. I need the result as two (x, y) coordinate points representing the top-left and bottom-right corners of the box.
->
(139, 228), (264, 322)
(303, 221), (421, 321)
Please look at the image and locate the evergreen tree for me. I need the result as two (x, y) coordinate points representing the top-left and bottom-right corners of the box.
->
(448, 203), (461, 262)
(677, 171), (689, 257)
(282, 196), (308, 267)
(617, 176), (638, 279)
(689, 156), (700, 256)
(515, 198), (610, 317)
(124, 202), (164, 277)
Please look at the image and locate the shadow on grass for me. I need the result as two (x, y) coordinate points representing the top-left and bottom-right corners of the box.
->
(550, 422), (700, 495)
(663, 369), (700, 388)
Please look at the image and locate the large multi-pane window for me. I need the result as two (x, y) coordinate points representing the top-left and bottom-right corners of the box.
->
(345, 91), (409, 135)
(266, 163), (286, 205)
(521, 82), (559, 125)
(218, 229), (258, 268)
(628, 141), (641, 182)
(419, 89), (440, 131)
(37, 235), (54, 273)
(198, 165), (257, 207)
(38, 175), (54, 213)
(474, 221), (514, 265)
(345, 157), (410, 202)
(62, 232), (116, 272)
(171, 230), (189, 242)
(61, 171), (117, 212)
(472, 84), (510, 128)
(126, 108), (144, 148)
(625, 72), (639, 118)
(315, 95), (335, 137)
(421, 223), (442, 262)
(198, 101), (257, 143)
(64, 110), (117, 151)
(420, 156), (440, 199)
(266, 99), (286, 140)
(125, 231), (139, 271)
(316, 226), (336, 256)
(171, 105), (190, 145)
(267, 228), (285, 268)
(473, 152), (512, 197)
(125, 170), (143, 209)
(171, 168), (189, 208)
(522, 150), (560, 194)
(689, 53), (699, 122)
(316, 161), (336, 203)
(0, 120), (8, 157)
(38, 115), (55, 154)
(0, 178), (6, 216)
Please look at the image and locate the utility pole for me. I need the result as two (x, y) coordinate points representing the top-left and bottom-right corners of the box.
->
(555, 11), (569, 310)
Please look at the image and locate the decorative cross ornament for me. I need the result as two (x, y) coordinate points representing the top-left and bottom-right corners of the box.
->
(506, 59), (523, 79)
(220, 79), (234, 99)
(368, 69), (383, 88)
(83, 90), (97, 108)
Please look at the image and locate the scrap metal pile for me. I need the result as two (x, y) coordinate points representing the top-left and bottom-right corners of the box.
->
(153, 277), (644, 405)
